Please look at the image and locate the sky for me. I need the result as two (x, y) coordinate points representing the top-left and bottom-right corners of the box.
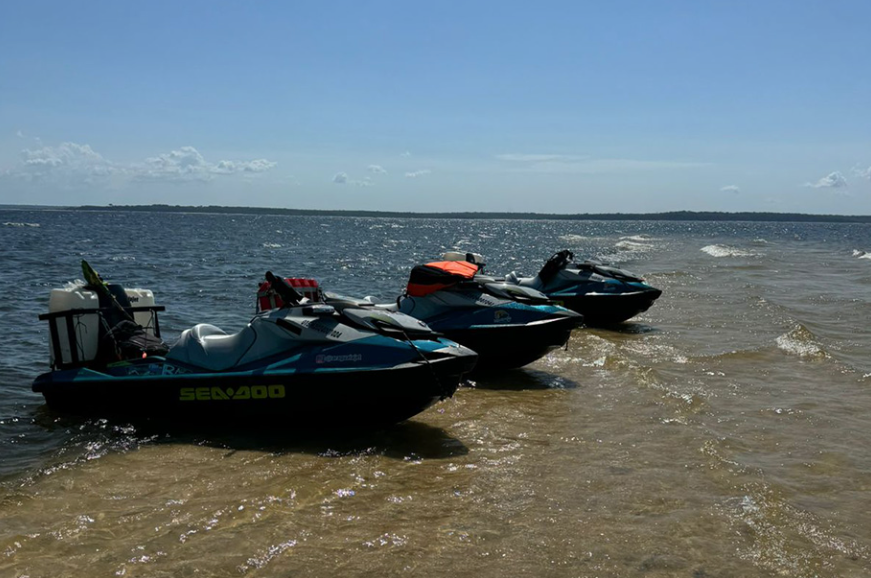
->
(1, 1), (870, 214)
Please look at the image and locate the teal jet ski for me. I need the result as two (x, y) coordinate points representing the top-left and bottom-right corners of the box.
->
(33, 266), (477, 429)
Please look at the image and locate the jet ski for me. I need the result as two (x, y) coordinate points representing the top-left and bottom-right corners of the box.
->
(321, 259), (583, 371)
(32, 264), (477, 429)
(504, 249), (662, 324)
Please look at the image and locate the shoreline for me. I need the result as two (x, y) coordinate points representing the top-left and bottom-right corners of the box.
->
(2, 204), (871, 223)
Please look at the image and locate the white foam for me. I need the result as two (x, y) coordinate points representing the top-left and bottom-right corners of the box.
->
(3, 222), (40, 227)
(615, 240), (653, 252)
(700, 244), (756, 258)
(262, 242), (282, 248)
(776, 326), (827, 358)
(558, 234), (590, 244)
(853, 249), (870, 259)
(619, 234), (661, 242)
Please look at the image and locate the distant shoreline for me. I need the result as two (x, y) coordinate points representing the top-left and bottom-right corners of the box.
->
(4, 204), (871, 223)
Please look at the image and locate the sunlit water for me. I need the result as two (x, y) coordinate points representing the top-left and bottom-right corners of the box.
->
(2, 210), (870, 577)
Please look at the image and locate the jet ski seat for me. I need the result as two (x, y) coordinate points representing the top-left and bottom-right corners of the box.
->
(167, 323), (257, 371)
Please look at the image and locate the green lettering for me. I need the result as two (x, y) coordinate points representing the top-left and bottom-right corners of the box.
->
(251, 385), (268, 399)
(211, 387), (230, 400)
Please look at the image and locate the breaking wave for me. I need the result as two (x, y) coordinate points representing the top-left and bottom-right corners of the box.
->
(852, 250), (870, 260)
(614, 240), (654, 252)
(619, 235), (661, 242)
(700, 244), (758, 258)
(3, 222), (40, 228)
(775, 325), (828, 359)
(610, 234), (662, 255)
(558, 234), (591, 244)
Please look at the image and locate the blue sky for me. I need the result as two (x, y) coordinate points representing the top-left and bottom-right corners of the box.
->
(1, 1), (869, 213)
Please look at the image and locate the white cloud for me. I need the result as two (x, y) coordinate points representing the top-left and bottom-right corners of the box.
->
(6, 142), (119, 185)
(15, 130), (24, 138)
(496, 153), (708, 173)
(2, 141), (276, 187)
(805, 171), (848, 189)
(720, 185), (741, 194)
(136, 146), (276, 182)
(368, 164), (387, 174)
(852, 165), (871, 180)
(333, 172), (372, 187)
(400, 151), (411, 158)
(405, 169), (431, 178)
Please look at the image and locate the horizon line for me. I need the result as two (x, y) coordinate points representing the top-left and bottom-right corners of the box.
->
(2, 204), (871, 223)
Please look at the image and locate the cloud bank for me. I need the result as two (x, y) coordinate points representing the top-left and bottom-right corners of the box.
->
(720, 185), (741, 194)
(138, 146), (276, 182)
(405, 169), (431, 178)
(1, 141), (276, 187)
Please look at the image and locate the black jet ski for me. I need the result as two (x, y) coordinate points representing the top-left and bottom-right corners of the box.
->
(323, 259), (583, 371)
(32, 264), (477, 429)
(504, 249), (662, 324)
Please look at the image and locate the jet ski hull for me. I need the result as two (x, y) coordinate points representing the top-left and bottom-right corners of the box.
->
(32, 354), (475, 430)
(440, 315), (578, 371)
(549, 288), (662, 325)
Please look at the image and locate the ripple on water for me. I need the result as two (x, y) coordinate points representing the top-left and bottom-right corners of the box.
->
(4, 213), (871, 577)
(721, 486), (869, 578)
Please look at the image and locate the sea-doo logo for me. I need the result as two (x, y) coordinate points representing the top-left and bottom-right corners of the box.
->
(315, 353), (363, 364)
(179, 385), (286, 401)
(494, 310), (512, 324)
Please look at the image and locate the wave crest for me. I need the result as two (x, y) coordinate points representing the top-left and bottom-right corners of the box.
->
(701, 244), (757, 258)
(558, 234), (590, 244)
(776, 325), (828, 359)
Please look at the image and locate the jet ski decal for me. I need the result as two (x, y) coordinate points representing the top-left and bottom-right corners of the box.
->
(179, 385), (287, 401)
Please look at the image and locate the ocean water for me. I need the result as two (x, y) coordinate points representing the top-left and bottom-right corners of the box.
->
(1, 209), (870, 577)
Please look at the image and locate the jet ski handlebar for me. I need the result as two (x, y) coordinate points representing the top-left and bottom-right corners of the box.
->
(265, 271), (304, 306)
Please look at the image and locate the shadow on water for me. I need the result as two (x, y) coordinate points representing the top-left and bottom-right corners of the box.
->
(466, 368), (579, 391)
(29, 407), (469, 462)
(150, 419), (469, 460)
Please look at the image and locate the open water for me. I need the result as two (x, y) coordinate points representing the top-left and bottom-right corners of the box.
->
(1, 209), (870, 577)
